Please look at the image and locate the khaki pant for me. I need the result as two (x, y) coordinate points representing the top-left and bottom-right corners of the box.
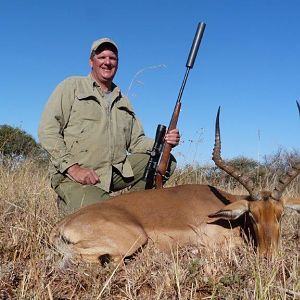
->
(54, 153), (176, 213)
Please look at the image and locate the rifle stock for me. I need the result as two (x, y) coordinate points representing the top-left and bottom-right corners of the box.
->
(144, 22), (206, 189)
(155, 102), (181, 188)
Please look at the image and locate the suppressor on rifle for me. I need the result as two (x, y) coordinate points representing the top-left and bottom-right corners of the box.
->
(186, 22), (206, 69)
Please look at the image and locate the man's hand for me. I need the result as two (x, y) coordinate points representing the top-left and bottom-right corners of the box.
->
(165, 128), (180, 147)
(67, 164), (100, 185)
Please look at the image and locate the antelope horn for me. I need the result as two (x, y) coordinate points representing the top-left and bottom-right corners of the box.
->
(272, 161), (300, 200)
(272, 101), (300, 200)
(212, 107), (261, 201)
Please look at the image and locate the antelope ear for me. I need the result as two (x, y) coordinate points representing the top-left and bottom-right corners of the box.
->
(284, 197), (300, 213)
(208, 200), (249, 220)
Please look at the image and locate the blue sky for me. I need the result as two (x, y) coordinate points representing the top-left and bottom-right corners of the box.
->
(1, 0), (299, 166)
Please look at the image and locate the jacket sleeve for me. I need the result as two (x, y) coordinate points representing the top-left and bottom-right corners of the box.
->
(38, 79), (77, 173)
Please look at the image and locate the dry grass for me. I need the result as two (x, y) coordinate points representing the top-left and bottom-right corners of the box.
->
(1, 160), (300, 299)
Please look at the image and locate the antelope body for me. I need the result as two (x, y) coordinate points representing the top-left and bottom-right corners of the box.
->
(50, 107), (300, 263)
(50, 185), (241, 262)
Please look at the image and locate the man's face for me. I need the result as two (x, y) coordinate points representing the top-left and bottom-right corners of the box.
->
(90, 48), (118, 85)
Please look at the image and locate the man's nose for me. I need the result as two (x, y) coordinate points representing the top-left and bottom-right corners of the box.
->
(104, 57), (111, 64)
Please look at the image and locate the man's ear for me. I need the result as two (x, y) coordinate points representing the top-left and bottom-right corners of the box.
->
(208, 200), (249, 220)
(284, 197), (300, 213)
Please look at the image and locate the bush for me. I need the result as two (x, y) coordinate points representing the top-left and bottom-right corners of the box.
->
(0, 124), (48, 166)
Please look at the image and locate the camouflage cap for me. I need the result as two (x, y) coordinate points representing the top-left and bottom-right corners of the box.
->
(90, 38), (118, 56)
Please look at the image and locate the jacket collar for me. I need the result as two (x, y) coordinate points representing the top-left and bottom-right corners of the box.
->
(76, 74), (122, 103)
(90, 74), (123, 103)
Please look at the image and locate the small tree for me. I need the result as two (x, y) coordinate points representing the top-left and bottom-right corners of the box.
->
(0, 125), (42, 160)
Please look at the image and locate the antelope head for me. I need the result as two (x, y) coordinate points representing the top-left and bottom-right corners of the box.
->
(209, 106), (300, 256)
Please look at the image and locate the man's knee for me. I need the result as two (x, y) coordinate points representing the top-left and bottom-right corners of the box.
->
(54, 180), (110, 213)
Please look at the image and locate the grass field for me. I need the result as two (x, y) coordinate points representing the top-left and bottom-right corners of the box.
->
(0, 159), (300, 299)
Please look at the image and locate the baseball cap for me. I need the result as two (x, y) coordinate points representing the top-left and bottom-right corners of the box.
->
(90, 38), (118, 56)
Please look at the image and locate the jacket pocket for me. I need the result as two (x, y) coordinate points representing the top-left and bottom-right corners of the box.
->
(72, 97), (102, 121)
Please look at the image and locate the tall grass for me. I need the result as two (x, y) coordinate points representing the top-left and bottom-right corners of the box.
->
(0, 158), (299, 299)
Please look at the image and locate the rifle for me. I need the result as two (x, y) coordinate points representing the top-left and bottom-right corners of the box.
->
(143, 22), (206, 189)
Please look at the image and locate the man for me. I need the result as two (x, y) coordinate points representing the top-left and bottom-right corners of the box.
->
(38, 38), (180, 213)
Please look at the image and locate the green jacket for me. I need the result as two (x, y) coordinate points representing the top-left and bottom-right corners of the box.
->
(38, 74), (153, 192)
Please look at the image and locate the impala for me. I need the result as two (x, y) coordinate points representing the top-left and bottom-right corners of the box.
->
(50, 107), (300, 263)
